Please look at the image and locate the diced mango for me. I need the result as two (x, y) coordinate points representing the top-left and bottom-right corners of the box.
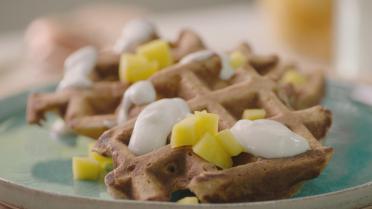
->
(72, 157), (101, 181)
(216, 130), (244, 156)
(177, 197), (199, 205)
(193, 133), (232, 169)
(229, 51), (247, 70)
(242, 109), (266, 120)
(137, 40), (173, 69)
(194, 111), (219, 139)
(280, 70), (307, 87)
(171, 116), (197, 148)
(88, 142), (113, 173)
(119, 53), (158, 83)
(90, 152), (113, 170)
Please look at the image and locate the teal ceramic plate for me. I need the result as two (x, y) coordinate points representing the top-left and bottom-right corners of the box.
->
(0, 80), (371, 209)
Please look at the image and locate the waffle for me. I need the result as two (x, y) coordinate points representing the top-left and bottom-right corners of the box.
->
(93, 53), (333, 202)
(27, 29), (206, 138)
(233, 42), (326, 110)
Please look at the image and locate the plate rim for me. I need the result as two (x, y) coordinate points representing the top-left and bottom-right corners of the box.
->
(0, 176), (371, 207)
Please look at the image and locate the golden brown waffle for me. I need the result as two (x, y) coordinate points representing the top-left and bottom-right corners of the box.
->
(93, 54), (333, 202)
(26, 29), (206, 138)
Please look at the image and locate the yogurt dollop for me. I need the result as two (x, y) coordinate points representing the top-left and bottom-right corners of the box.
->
(230, 119), (310, 158)
(128, 98), (190, 155)
(217, 52), (235, 80)
(113, 19), (157, 54)
(51, 118), (74, 137)
(179, 50), (214, 64)
(117, 80), (156, 124)
(179, 50), (235, 80)
(57, 46), (97, 91)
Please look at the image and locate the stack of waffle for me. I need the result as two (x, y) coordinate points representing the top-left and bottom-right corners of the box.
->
(26, 29), (332, 203)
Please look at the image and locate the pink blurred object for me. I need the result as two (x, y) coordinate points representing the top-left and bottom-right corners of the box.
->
(24, 4), (144, 71)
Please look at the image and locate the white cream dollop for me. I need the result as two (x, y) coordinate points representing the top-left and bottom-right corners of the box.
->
(128, 98), (190, 155)
(217, 52), (235, 80)
(117, 80), (156, 124)
(179, 50), (214, 64)
(50, 118), (74, 137)
(230, 119), (310, 158)
(113, 19), (157, 54)
(57, 46), (97, 91)
(179, 50), (235, 80)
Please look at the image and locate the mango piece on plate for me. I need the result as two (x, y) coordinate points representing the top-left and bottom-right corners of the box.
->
(119, 53), (158, 83)
(193, 133), (232, 169)
(72, 156), (101, 181)
(137, 39), (173, 69)
(280, 70), (307, 87)
(229, 51), (247, 70)
(177, 197), (199, 205)
(216, 129), (244, 156)
(171, 116), (197, 148)
(242, 108), (266, 120)
(195, 111), (219, 139)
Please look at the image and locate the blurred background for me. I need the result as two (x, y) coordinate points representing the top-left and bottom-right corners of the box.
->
(0, 0), (370, 97)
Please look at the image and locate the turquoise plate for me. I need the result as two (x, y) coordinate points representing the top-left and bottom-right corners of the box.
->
(0, 80), (371, 209)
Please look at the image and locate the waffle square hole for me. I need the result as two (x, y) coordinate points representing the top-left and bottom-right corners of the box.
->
(194, 69), (243, 91)
(153, 76), (183, 99)
(221, 93), (272, 120)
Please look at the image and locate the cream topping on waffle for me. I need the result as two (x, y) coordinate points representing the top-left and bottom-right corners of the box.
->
(57, 46), (97, 91)
(50, 118), (74, 137)
(128, 98), (190, 155)
(117, 80), (156, 124)
(217, 51), (235, 80)
(231, 119), (310, 158)
(179, 50), (214, 64)
(180, 50), (234, 80)
(113, 19), (157, 54)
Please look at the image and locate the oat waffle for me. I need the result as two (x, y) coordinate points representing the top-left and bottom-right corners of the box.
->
(93, 54), (333, 202)
(26, 29), (206, 138)
(233, 42), (326, 110)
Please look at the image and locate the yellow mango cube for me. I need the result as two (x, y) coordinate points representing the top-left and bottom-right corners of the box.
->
(90, 152), (113, 171)
(193, 133), (232, 169)
(242, 108), (266, 120)
(72, 157), (101, 181)
(280, 70), (307, 87)
(171, 116), (197, 148)
(119, 53), (158, 83)
(229, 51), (247, 70)
(216, 130), (244, 156)
(137, 39), (173, 69)
(88, 142), (113, 173)
(177, 197), (199, 205)
(195, 111), (219, 139)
